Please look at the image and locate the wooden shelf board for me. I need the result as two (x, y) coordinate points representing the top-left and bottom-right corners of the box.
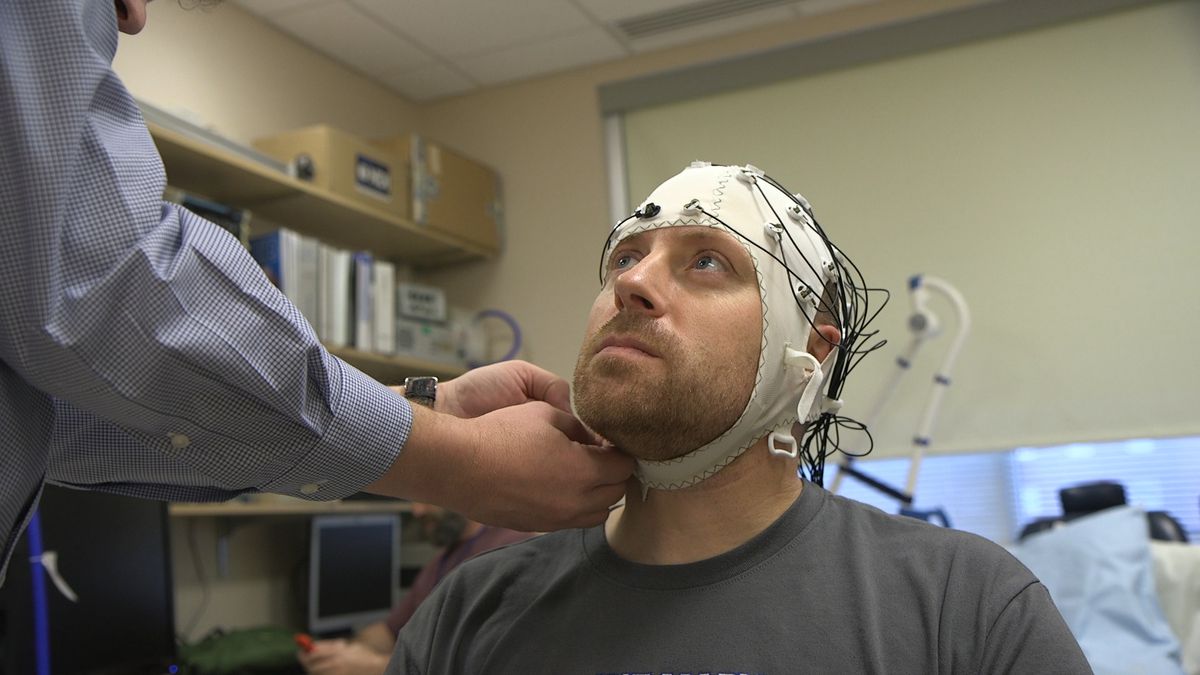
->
(328, 345), (466, 384)
(256, 188), (492, 267)
(169, 498), (411, 517)
(150, 122), (300, 204)
(149, 123), (496, 267)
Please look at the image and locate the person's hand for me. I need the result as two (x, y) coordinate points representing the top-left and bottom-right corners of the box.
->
(296, 638), (389, 675)
(368, 401), (634, 532)
(391, 360), (577, 419)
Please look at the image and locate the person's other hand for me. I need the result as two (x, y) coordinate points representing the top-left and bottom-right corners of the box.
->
(369, 401), (634, 532)
(296, 638), (389, 675)
(391, 360), (578, 420)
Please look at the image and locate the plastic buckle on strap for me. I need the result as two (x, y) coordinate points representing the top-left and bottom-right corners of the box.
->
(768, 431), (799, 459)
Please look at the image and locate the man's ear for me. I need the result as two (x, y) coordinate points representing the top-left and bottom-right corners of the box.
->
(807, 324), (841, 363)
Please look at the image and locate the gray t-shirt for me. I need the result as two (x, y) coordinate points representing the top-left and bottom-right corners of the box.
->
(390, 482), (1091, 674)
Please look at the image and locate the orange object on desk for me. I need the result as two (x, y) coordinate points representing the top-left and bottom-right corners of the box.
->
(294, 632), (316, 654)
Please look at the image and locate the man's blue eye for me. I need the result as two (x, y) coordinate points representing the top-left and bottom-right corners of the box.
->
(695, 255), (721, 270)
(613, 253), (637, 269)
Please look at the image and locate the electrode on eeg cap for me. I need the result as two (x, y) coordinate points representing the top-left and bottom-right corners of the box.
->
(637, 202), (661, 219)
(682, 199), (702, 216)
(736, 165), (765, 185)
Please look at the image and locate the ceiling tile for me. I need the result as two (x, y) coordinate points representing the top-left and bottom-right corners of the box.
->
(378, 63), (478, 102)
(351, 0), (594, 57)
(795, 0), (877, 15)
(572, 0), (710, 23)
(271, 2), (435, 78)
(453, 26), (626, 85)
(626, 6), (796, 52)
(232, 0), (328, 19)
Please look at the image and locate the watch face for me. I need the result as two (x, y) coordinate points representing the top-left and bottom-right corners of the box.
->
(405, 377), (438, 404)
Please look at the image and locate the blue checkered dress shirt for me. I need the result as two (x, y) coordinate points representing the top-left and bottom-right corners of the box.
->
(0, 0), (413, 583)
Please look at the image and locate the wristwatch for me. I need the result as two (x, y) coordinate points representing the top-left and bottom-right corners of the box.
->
(403, 376), (438, 408)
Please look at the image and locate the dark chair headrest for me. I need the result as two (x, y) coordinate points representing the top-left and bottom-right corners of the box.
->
(1060, 481), (1126, 516)
(1147, 511), (1189, 543)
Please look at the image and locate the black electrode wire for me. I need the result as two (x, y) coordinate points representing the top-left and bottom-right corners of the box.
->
(752, 173), (884, 368)
(756, 172), (881, 352)
(692, 205), (840, 345)
(747, 179), (837, 321)
(691, 189), (887, 484)
(598, 213), (640, 283)
(743, 181), (882, 366)
(749, 178), (836, 297)
(752, 172), (890, 483)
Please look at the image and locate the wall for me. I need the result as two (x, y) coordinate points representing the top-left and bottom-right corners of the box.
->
(171, 517), (308, 641)
(112, 0), (419, 145)
(622, 0), (1200, 456)
(414, 0), (981, 373)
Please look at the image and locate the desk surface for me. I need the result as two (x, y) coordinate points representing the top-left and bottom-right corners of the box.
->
(169, 497), (411, 517)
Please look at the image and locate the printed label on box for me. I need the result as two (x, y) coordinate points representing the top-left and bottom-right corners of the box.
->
(397, 282), (447, 322)
(355, 154), (391, 201)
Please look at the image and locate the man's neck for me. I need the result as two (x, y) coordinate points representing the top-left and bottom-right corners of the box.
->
(604, 438), (803, 565)
(457, 521), (485, 544)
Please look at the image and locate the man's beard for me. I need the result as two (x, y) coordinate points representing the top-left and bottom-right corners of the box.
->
(573, 314), (757, 461)
(420, 512), (469, 548)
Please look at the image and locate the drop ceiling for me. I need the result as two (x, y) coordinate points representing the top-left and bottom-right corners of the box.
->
(233, 0), (885, 102)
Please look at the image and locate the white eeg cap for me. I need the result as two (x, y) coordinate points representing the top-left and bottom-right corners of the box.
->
(602, 162), (841, 491)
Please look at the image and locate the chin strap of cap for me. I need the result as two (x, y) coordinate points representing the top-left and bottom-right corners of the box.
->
(768, 347), (837, 459)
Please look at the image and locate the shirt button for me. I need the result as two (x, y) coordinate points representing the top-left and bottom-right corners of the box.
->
(168, 433), (190, 449)
(300, 483), (321, 495)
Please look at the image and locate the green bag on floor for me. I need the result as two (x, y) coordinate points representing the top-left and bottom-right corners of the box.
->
(178, 626), (301, 675)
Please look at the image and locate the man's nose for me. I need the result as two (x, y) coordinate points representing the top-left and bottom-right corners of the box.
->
(613, 253), (667, 317)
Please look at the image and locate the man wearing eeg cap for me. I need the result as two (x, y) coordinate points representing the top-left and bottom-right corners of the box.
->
(577, 161), (847, 494)
(387, 163), (1091, 674)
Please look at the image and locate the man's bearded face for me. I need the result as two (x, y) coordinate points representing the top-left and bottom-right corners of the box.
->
(413, 505), (469, 547)
(573, 227), (762, 461)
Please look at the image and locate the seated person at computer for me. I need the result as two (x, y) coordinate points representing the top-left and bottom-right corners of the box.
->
(298, 503), (533, 675)
(388, 163), (1092, 673)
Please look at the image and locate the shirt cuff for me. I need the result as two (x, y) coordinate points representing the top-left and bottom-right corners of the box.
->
(260, 358), (413, 500)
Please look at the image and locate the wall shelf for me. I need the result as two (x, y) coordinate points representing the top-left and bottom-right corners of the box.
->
(149, 123), (472, 383)
(169, 496), (411, 517)
(149, 122), (492, 267)
(325, 345), (465, 383)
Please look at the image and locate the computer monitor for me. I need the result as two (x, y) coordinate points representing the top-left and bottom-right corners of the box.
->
(307, 514), (400, 636)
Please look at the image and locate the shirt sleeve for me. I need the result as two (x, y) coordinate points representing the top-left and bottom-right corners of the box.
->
(46, 396), (244, 502)
(979, 581), (1095, 674)
(0, 0), (411, 500)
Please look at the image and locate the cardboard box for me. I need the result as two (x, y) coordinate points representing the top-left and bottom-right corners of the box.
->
(393, 308), (482, 367)
(253, 125), (407, 218)
(394, 317), (460, 365)
(372, 134), (503, 255)
(397, 282), (447, 322)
